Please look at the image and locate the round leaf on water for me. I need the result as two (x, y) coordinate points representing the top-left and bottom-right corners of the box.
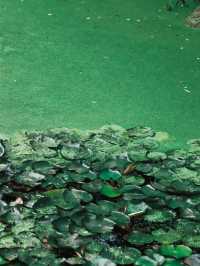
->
(142, 185), (166, 198)
(86, 200), (115, 216)
(174, 245), (192, 259)
(166, 196), (189, 209)
(98, 200), (116, 215)
(60, 144), (79, 160)
(100, 185), (121, 198)
(123, 175), (145, 185)
(99, 169), (121, 181)
(159, 245), (177, 257)
(110, 211), (130, 226)
(103, 246), (141, 265)
(135, 256), (157, 266)
(145, 209), (175, 223)
(84, 215), (115, 233)
(152, 229), (182, 244)
(127, 232), (153, 245)
(159, 245), (192, 259)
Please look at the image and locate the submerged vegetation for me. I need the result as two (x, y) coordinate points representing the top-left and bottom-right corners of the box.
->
(166, 0), (200, 10)
(0, 125), (199, 265)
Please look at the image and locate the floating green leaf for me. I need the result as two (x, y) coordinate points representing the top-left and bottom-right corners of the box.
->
(100, 184), (121, 198)
(99, 169), (121, 181)
(135, 256), (157, 266)
(159, 245), (192, 259)
(127, 232), (153, 245)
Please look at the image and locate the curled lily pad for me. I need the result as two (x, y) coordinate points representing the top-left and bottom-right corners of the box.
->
(84, 214), (115, 233)
(126, 201), (149, 216)
(109, 211), (130, 226)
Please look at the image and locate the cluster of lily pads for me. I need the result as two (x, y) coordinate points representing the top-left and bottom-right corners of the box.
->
(0, 125), (199, 266)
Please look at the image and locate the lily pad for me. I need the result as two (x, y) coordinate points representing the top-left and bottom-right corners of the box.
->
(103, 246), (141, 265)
(145, 210), (175, 223)
(100, 184), (121, 198)
(159, 245), (192, 259)
(110, 211), (130, 226)
(126, 202), (149, 216)
(99, 169), (121, 181)
(135, 256), (157, 266)
(127, 232), (153, 245)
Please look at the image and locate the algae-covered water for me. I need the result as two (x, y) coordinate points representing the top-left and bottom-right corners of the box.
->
(0, 0), (199, 145)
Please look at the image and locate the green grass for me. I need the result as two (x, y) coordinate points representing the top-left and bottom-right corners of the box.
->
(0, 0), (199, 145)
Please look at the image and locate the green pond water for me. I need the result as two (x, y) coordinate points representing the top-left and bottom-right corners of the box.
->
(0, 0), (199, 145)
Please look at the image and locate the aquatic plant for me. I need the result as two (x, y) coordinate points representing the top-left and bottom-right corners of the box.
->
(0, 125), (199, 265)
